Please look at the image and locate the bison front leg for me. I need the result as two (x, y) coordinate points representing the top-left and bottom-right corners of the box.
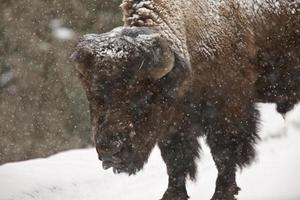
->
(205, 99), (260, 200)
(207, 146), (240, 200)
(158, 130), (200, 200)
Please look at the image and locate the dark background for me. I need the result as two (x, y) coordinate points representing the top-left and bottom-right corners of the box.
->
(0, 0), (122, 164)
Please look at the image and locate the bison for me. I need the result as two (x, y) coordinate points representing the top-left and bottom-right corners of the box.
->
(71, 0), (300, 199)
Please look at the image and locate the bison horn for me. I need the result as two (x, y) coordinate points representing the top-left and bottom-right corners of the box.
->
(135, 33), (175, 80)
(150, 37), (175, 80)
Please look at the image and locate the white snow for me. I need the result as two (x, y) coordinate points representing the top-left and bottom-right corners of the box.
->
(52, 27), (75, 41)
(0, 104), (299, 200)
(50, 19), (75, 41)
(0, 70), (14, 87)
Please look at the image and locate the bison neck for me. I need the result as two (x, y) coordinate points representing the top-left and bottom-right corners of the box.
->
(121, 0), (261, 65)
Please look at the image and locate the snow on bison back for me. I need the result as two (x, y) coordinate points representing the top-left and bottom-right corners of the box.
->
(71, 0), (300, 199)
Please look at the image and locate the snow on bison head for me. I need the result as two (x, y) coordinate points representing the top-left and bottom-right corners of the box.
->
(71, 27), (190, 175)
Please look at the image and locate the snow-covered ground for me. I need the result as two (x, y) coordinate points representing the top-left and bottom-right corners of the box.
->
(0, 104), (299, 200)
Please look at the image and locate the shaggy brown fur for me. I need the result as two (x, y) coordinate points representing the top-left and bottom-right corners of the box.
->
(72, 0), (299, 199)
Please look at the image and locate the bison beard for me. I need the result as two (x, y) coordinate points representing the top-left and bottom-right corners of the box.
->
(71, 1), (299, 200)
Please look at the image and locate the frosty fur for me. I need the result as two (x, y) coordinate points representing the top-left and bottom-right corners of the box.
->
(72, 0), (299, 200)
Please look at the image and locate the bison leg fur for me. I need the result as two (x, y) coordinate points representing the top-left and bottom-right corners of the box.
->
(206, 101), (259, 200)
(158, 131), (200, 200)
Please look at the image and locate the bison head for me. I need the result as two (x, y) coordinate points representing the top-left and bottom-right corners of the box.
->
(71, 26), (190, 175)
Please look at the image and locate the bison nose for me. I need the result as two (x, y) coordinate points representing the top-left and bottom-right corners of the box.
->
(97, 141), (123, 158)
(101, 153), (122, 170)
(98, 145), (123, 170)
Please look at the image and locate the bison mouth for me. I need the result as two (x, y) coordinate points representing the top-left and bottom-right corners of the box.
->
(102, 160), (139, 175)
(99, 145), (144, 175)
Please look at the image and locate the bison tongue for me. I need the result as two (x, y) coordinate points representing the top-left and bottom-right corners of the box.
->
(102, 161), (113, 170)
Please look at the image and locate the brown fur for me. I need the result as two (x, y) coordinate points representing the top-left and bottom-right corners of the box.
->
(72, 0), (299, 199)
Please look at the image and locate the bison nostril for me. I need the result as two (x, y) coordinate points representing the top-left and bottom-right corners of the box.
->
(99, 150), (122, 162)
(96, 139), (125, 165)
(112, 156), (122, 163)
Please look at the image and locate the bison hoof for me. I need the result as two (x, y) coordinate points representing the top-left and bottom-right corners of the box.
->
(211, 185), (241, 200)
(161, 188), (189, 200)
